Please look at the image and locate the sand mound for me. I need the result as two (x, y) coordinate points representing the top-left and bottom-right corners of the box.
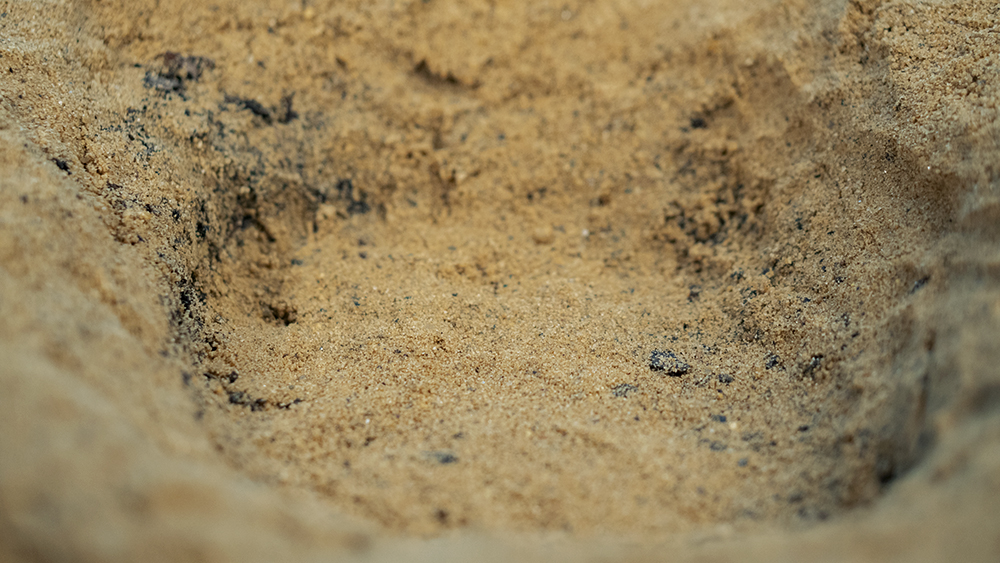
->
(1, 0), (999, 561)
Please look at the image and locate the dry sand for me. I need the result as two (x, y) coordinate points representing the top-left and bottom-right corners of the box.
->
(1, 0), (999, 561)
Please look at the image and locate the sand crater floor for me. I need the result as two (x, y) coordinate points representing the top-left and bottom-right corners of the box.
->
(197, 178), (922, 535)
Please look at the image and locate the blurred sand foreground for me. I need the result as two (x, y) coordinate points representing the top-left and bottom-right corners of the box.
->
(1, 0), (999, 561)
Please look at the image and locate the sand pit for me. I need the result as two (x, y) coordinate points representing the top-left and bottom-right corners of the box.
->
(1, 0), (999, 560)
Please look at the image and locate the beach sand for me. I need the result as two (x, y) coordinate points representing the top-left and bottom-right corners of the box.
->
(1, 0), (999, 560)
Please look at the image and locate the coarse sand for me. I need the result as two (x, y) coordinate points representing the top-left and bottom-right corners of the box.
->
(1, 0), (999, 561)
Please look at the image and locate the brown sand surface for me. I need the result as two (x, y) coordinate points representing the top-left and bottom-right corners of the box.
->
(1, 0), (999, 560)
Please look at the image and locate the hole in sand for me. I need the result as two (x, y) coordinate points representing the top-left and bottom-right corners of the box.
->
(176, 59), (948, 534)
(6, 1), (1000, 558)
(55, 0), (957, 541)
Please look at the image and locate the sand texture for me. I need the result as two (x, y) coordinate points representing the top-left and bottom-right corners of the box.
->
(1, 0), (999, 561)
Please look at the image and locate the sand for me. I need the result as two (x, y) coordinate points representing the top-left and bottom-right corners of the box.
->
(1, 0), (999, 560)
